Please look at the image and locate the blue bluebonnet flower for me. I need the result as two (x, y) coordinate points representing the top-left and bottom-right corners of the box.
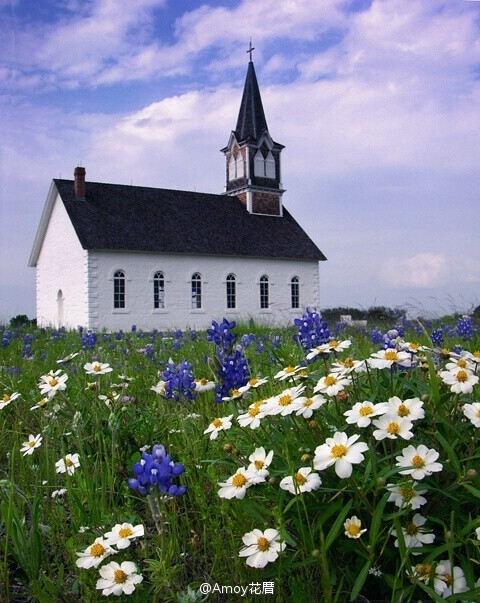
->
(240, 333), (255, 348)
(456, 315), (474, 341)
(21, 344), (32, 358)
(23, 333), (33, 345)
(189, 330), (198, 341)
(207, 319), (250, 402)
(294, 307), (330, 354)
(115, 330), (124, 341)
(128, 444), (186, 497)
(162, 359), (196, 401)
(431, 328), (444, 346)
(81, 330), (98, 350)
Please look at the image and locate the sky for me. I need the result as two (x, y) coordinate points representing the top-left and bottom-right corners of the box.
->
(1, 0), (479, 322)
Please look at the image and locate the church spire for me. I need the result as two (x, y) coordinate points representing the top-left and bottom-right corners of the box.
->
(234, 59), (269, 143)
(221, 49), (285, 216)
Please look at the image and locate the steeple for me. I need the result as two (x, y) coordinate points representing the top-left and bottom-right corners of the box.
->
(234, 60), (268, 143)
(221, 50), (285, 217)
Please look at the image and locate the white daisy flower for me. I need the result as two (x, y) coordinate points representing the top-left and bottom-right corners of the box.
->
(376, 396), (425, 421)
(330, 357), (367, 375)
(439, 368), (478, 394)
(395, 445), (443, 480)
(372, 415), (414, 441)
(193, 378), (215, 393)
(247, 447), (274, 479)
(392, 514), (435, 554)
(96, 561), (143, 596)
(237, 402), (266, 429)
(411, 562), (449, 595)
(56, 352), (79, 364)
(151, 380), (166, 395)
(313, 432), (368, 479)
(279, 467), (322, 495)
(313, 373), (351, 397)
(292, 394), (326, 418)
(239, 528), (286, 568)
(399, 342), (429, 354)
(0, 391), (21, 409)
(218, 467), (263, 500)
(203, 414), (233, 440)
(436, 560), (468, 598)
(84, 361), (113, 375)
(386, 482), (427, 510)
(462, 402), (480, 427)
(39, 371), (68, 398)
(55, 453), (80, 475)
(445, 357), (474, 372)
(104, 523), (144, 550)
(51, 488), (67, 499)
(344, 516), (367, 539)
(238, 377), (269, 394)
(273, 365), (302, 380)
(368, 349), (412, 370)
(475, 526), (480, 540)
(344, 401), (386, 427)
(264, 385), (305, 416)
(221, 388), (247, 402)
(20, 434), (43, 456)
(30, 398), (49, 411)
(75, 537), (116, 569)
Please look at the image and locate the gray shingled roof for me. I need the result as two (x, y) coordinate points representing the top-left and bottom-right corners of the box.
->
(54, 179), (326, 261)
(235, 60), (269, 142)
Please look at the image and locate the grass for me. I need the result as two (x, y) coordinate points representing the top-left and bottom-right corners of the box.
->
(0, 316), (479, 602)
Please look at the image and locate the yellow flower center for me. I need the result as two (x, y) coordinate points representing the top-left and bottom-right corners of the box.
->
(231, 389), (240, 397)
(476, 409), (480, 418)
(249, 378), (259, 386)
(248, 407), (261, 417)
(387, 422), (400, 435)
(66, 458), (74, 467)
(329, 340), (339, 348)
(456, 370), (468, 382)
(232, 474), (247, 487)
(411, 455), (425, 468)
(253, 400), (264, 408)
(28, 441), (36, 448)
(49, 378), (58, 387)
(331, 444), (347, 458)
(347, 523), (361, 536)
(119, 527), (133, 539)
(2, 395), (10, 402)
(344, 358), (354, 368)
(443, 572), (452, 587)
(114, 569), (128, 584)
(397, 404), (410, 417)
(406, 522), (418, 536)
(456, 359), (467, 368)
(410, 343), (420, 351)
(257, 537), (270, 552)
(473, 351), (480, 359)
(415, 563), (432, 579)
(200, 378), (208, 385)
(212, 418), (222, 428)
(295, 473), (307, 486)
(94, 365), (102, 372)
(279, 395), (292, 406)
(384, 351), (398, 361)
(304, 398), (313, 407)
(284, 366), (296, 374)
(398, 486), (415, 500)
(90, 543), (106, 557)
(359, 406), (373, 417)
(254, 460), (264, 470)
(324, 376), (337, 386)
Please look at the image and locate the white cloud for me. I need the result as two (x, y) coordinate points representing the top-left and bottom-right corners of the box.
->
(380, 253), (448, 288)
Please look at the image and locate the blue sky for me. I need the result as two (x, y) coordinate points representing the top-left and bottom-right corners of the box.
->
(1, 0), (479, 321)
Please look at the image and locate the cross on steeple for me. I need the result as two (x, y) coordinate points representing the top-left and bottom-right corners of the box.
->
(246, 40), (255, 62)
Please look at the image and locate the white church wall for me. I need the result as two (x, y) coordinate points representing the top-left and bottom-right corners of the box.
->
(36, 194), (88, 328)
(89, 251), (319, 331)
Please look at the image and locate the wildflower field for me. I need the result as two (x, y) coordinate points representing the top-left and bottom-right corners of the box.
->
(1, 311), (479, 602)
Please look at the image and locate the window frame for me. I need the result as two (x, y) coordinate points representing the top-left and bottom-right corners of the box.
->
(259, 274), (269, 309)
(113, 269), (126, 309)
(153, 271), (165, 309)
(291, 276), (300, 309)
(191, 272), (202, 309)
(226, 273), (236, 309)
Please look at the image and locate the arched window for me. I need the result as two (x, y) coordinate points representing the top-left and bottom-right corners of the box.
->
(259, 275), (269, 309)
(153, 271), (165, 309)
(265, 151), (275, 179)
(254, 150), (264, 177)
(57, 289), (64, 327)
(228, 155), (236, 181)
(291, 276), (300, 309)
(236, 154), (245, 179)
(191, 273), (202, 309)
(114, 270), (125, 308)
(226, 274), (236, 309)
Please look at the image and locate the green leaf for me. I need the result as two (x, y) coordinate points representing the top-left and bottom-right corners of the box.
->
(325, 499), (352, 551)
(434, 431), (461, 474)
(462, 483), (480, 499)
(349, 558), (371, 601)
(369, 491), (390, 548)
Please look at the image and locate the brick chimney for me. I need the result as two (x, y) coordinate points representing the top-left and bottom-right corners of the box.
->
(74, 166), (86, 199)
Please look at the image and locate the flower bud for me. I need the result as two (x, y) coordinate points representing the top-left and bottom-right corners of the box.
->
(232, 448), (240, 456)
(309, 419), (318, 429)
(466, 468), (477, 480)
(268, 477), (277, 486)
(223, 444), (233, 453)
(377, 477), (386, 486)
(311, 549), (320, 558)
(336, 391), (348, 402)
(301, 454), (311, 463)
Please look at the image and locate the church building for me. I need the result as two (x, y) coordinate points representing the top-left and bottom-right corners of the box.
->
(29, 58), (326, 331)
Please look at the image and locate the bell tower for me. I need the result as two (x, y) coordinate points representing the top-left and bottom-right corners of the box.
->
(221, 46), (285, 216)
